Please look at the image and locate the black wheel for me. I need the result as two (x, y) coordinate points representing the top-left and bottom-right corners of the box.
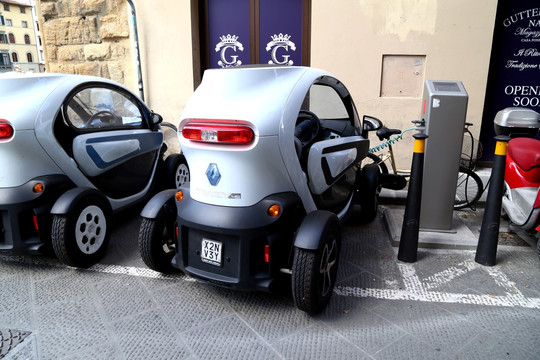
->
(51, 196), (111, 268)
(454, 166), (483, 210)
(164, 154), (190, 189)
(292, 213), (340, 314)
(366, 152), (389, 175)
(356, 163), (380, 222)
(138, 218), (179, 273)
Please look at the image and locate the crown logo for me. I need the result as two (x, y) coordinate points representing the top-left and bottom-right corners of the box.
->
(270, 33), (291, 43)
(219, 34), (239, 43)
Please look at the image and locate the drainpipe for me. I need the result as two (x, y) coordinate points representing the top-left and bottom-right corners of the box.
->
(127, 0), (144, 101)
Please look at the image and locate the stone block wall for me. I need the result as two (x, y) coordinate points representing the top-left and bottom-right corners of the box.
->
(37, 0), (133, 88)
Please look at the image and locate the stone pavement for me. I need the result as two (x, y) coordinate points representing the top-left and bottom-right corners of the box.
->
(0, 203), (539, 360)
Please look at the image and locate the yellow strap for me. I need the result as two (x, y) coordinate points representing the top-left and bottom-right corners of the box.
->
(413, 139), (425, 154)
(494, 141), (508, 156)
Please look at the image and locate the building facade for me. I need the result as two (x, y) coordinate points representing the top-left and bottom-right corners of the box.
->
(0, 0), (41, 73)
(37, 0), (536, 167)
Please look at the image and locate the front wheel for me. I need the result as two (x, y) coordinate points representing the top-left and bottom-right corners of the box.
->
(292, 214), (341, 314)
(454, 167), (483, 210)
(139, 218), (179, 273)
(51, 196), (111, 268)
(164, 154), (190, 189)
(356, 163), (380, 223)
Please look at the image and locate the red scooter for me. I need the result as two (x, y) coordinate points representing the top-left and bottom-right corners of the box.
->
(494, 108), (540, 259)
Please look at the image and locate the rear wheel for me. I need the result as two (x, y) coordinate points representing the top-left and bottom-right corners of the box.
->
(454, 167), (483, 210)
(139, 218), (179, 273)
(51, 196), (111, 268)
(292, 214), (340, 314)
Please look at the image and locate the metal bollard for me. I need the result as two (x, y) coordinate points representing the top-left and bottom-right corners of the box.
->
(398, 133), (428, 263)
(475, 135), (511, 266)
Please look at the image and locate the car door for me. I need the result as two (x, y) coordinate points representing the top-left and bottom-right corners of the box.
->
(302, 76), (369, 212)
(63, 85), (163, 199)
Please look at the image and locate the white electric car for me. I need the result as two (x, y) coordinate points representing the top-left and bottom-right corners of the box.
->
(138, 66), (381, 314)
(0, 73), (189, 268)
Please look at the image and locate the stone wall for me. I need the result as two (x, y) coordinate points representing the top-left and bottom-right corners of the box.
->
(37, 0), (133, 89)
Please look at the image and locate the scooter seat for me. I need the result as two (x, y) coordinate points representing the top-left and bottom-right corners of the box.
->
(508, 137), (540, 171)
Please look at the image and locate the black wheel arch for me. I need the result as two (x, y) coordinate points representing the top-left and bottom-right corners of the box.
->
(50, 187), (111, 215)
(293, 210), (341, 251)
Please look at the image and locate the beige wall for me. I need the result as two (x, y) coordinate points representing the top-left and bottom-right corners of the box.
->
(132, 0), (194, 125)
(37, 0), (498, 168)
(311, 0), (497, 166)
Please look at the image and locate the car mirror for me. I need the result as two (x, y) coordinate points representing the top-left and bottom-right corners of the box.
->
(362, 115), (382, 137)
(150, 112), (163, 126)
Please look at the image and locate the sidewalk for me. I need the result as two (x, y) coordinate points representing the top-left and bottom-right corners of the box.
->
(1, 194), (539, 359)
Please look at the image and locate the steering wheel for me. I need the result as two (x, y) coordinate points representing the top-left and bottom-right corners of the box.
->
(84, 110), (119, 127)
(295, 110), (321, 147)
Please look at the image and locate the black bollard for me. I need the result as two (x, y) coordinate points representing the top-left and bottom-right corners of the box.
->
(475, 135), (511, 266)
(398, 133), (428, 263)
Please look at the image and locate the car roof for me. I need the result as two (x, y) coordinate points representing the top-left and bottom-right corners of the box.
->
(0, 73), (122, 130)
(180, 66), (333, 136)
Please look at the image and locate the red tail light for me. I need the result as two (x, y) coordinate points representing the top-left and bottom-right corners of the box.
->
(0, 119), (14, 141)
(182, 120), (254, 144)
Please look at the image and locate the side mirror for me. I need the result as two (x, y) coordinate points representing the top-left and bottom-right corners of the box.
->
(362, 115), (382, 137)
(151, 112), (163, 126)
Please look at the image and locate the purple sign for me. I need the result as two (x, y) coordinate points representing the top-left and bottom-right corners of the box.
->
(259, 0), (303, 66)
(207, 0), (250, 69)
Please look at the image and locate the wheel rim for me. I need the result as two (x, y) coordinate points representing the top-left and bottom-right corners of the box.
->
(319, 236), (338, 297)
(176, 163), (190, 187)
(75, 205), (106, 255)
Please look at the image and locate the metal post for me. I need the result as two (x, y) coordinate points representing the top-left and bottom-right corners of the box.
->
(398, 133), (428, 263)
(475, 135), (510, 266)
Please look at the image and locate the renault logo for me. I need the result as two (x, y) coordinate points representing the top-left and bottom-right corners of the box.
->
(206, 163), (221, 186)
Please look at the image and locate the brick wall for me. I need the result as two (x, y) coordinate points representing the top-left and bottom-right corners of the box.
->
(38, 0), (133, 87)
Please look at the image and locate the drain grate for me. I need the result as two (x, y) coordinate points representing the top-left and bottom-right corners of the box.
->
(0, 329), (31, 359)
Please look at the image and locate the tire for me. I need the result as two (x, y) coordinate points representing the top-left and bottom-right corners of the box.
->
(454, 166), (483, 210)
(138, 218), (179, 273)
(165, 154), (190, 189)
(366, 152), (389, 175)
(357, 163), (380, 223)
(51, 196), (111, 268)
(292, 216), (341, 314)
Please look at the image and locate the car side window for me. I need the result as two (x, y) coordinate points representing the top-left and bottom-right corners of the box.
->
(64, 87), (143, 130)
(304, 84), (349, 120)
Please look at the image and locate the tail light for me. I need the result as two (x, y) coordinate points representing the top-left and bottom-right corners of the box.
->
(182, 120), (254, 144)
(0, 119), (14, 141)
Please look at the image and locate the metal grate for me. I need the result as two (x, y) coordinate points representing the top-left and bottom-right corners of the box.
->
(0, 329), (31, 359)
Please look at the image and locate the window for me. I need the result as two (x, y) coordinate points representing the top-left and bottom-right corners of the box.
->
(8, 33), (15, 44)
(20, 7), (26, 14)
(1, 53), (9, 66)
(3, 4), (10, 11)
(0, 34), (7, 44)
(22, 21), (28, 28)
(6, 19), (12, 26)
(26, 52), (33, 63)
(0, 15), (4, 26)
(38, 36), (41, 46)
(65, 87), (143, 131)
(24, 34), (30, 44)
(11, 52), (18, 62)
(35, 21), (39, 31)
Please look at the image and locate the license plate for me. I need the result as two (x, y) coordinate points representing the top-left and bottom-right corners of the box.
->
(201, 239), (222, 267)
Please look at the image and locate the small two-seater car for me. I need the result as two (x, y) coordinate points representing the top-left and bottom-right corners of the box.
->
(138, 66), (382, 314)
(0, 73), (189, 268)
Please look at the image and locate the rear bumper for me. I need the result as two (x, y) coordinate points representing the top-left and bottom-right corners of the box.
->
(173, 188), (304, 291)
(0, 175), (74, 255)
